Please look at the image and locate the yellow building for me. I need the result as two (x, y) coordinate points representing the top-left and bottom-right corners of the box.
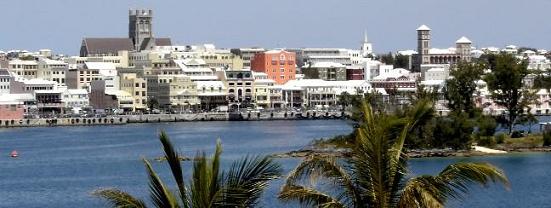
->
(120, 72), (147, 111)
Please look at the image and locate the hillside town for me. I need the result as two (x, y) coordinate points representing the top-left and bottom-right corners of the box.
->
(1, 9), (550, 121)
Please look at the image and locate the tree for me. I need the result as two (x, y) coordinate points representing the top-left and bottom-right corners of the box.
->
(147, 98), (160, 111)
(93, 131), (282, 207)
(379, 52), (394, 65)
(516, 112), (538, 134)
(484, 54), (535, 134)
(444, 61), (484, 116)
(394, 54), (410, 69)
(279, 100), (509, 207)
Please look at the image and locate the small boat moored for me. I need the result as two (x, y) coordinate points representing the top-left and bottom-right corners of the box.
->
(10, 150), (18, 158)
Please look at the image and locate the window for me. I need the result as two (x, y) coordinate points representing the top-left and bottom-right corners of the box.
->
(280, 68), (285, 73)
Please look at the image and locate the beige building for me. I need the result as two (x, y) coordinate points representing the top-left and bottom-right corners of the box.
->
(200, 50), (244, 69)
(38, 59), (68, 86)
(120, 72), (148, 111)
(146, 74), (199, 109)
(9, 59), (38, 79)
(65, 50), (129, 68)
(253, 72), (276, 108)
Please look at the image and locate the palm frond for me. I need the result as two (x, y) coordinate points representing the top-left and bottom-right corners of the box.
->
(221, 155), (283, 207)
(92, 188), (147, 208)
(284, 155), (358, 206)
(158, 131), (189, 207)
(143, 158), (180, 208)
(207, 139), (223, 207)
(398, 176), (448, 208)
(436, 162), (510, 199)
(278, 184), (343, 207)
(191, 152), (211, 208)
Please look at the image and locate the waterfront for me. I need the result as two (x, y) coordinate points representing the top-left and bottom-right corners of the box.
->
(0, 120), (550, 207)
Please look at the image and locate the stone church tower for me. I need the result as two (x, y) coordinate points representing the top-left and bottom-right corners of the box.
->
(129, 9), (153, 51)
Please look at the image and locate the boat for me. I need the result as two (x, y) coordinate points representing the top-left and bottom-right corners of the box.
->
(10, 150), (18, 158)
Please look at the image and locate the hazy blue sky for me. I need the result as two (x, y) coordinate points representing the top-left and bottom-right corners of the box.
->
(2, 0), (550, 55)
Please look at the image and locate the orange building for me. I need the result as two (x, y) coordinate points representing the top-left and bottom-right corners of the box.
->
(250, 50), (296, 84)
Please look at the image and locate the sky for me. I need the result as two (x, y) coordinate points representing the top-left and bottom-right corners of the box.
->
(1, 0), (550, 55)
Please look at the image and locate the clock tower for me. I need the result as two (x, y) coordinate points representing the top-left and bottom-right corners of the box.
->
(417, 25), (431, 66)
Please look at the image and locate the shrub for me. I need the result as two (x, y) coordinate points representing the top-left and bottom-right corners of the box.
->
(495, 133), (506, 144)
(477, 135), (496, 147)
(543, 131), (551, 147)
(511, 130), (525, 138)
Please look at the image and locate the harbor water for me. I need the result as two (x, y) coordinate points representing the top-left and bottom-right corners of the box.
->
(0, 120), (549, 207)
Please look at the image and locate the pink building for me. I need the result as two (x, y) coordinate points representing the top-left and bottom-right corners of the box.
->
(0, 102), (24, 120)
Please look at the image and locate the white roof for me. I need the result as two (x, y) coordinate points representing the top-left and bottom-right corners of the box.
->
(196, 81), (225, 89)
(456, 36), (472, 44)
(85, 62), (116, 70)
(416, 25), (431, 31)
(397, 50), (418, 56)
(42, 59), (67, 65)
(309, 62), (345, 68)
(429, 48), (456, 55)
(373, 68), (411, 80)
(427, 68), (446, 72)
(65, 89), (88, 95)
(9, 59), (38, 65)
(22, 78), (56, 85)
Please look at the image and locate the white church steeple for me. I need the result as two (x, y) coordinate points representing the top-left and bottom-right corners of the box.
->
(361, 29), (373, 58)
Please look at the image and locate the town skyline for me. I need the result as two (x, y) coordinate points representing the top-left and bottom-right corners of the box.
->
(2, 0), (551, 55)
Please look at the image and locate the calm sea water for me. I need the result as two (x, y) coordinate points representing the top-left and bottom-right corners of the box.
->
(0, 120), (549, 207)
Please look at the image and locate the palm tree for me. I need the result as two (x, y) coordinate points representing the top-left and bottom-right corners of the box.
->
(279, 100), (509, 208)
(93, 131), (282, 208)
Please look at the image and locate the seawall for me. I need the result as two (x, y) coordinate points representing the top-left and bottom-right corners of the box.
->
(0, 111), (347, 128)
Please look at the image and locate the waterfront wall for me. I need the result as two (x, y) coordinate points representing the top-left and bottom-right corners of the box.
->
(0, 111), (347, 128)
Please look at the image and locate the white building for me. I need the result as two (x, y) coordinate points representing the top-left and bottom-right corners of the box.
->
(62, 89), (90, 113)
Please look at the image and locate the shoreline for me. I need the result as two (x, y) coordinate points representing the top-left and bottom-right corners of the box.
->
(271, 146), (551, 159)
(0, 111), (347, 128)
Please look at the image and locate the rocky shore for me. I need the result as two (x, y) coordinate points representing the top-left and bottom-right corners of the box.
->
(271, 146), (551, 159)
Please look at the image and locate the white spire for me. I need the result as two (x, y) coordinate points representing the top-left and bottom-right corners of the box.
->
(364, 29), (369, 43)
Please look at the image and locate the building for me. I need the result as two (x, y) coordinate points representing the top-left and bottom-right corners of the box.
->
(0, 97), (25, 120)
(253, 72), (276, 108)
(35, 89), (64, 115)
(302, 62), (347, 81)
(217, 69), (255, 109)
(120, 73), (148, 111)
(346, 65), (365, 80)
(67, 62), (119, 91)
(0, 68), (12, 94)
(89, 80), (119, 111)
(10, 78), (57, 94)
(37, 59), (68, 86)
(62, 89), (90, 114)
(168, 75), (200, 111)
(279, 79), (375, 108)
(251, 50), (296, 84)
(80, 9), (171, 57)
(9, 59), (38, 79)
(230, 48), (265, 68)
(413, 25), (472, 71)
(196, 81), (227, 110)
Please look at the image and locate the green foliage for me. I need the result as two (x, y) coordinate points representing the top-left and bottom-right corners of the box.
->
(478, 115), (497, 137)
(432, 112), (475, 150)
(279, 101), (509, 208)
(444, 61), (484, 116)
(476, 134), (496, 147)
(93, 131), (282, 208)
(394, 54), (410, 69)
(379, 52), (394, 65)
(543, 131), (551, 146)
(495, 133), (506, 144)
(484, 53), (535, 134)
